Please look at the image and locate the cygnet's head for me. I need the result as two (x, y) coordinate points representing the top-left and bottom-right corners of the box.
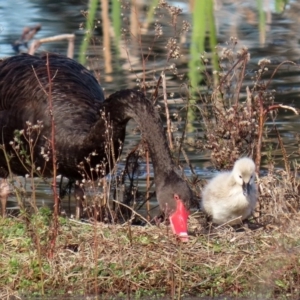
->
(232, 157), (256, 195)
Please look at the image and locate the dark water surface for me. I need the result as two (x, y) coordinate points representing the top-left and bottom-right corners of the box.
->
(1, 0), (300, 213)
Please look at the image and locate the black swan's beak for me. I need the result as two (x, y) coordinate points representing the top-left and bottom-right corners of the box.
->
(169, 194), (189, 242)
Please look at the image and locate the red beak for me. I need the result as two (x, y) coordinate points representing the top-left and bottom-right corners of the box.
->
(169, 194), (189, 242)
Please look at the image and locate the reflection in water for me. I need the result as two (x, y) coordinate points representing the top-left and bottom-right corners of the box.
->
(0, 0), (300, 214)
(0, 0), (85, 57)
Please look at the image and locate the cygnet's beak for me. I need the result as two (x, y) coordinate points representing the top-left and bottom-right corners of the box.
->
(242, 181), (250, 196)
(169, 194), (189, 242)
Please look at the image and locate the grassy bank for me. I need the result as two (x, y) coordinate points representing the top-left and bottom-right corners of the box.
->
(1, 207), (300, 299)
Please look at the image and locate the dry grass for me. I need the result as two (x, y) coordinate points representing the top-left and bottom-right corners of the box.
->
(1, 204), (300, 299)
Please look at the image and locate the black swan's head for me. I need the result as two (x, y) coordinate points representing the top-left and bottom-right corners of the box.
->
(155, 170), (192, 241)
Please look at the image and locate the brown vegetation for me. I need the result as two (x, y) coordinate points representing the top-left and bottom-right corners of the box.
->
(1, 0), (300, 299)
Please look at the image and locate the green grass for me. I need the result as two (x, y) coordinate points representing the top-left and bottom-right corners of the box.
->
(1, 210), (300, 298)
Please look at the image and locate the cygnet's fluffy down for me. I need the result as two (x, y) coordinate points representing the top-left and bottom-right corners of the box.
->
(201, 157), (257, 225)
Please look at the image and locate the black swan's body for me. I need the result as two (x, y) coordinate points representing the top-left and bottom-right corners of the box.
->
(0, 53), (192, 240)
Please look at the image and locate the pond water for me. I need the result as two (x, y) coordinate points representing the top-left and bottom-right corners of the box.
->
(0, 0), (300, 216)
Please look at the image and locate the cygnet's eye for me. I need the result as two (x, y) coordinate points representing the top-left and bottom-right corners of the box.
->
(239, 175), (242, 179)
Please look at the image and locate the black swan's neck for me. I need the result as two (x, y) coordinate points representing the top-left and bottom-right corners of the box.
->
(103, 90), (174, 176)
(104, 90), (192, 241)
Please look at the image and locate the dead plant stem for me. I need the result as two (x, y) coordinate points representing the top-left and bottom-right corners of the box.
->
(218, 53), (248, 90)
(177, 241), (182, 300)
(275, 125), (290, 178)
(162, 71), (173, 150)
(146, 147), (150, 220)
(234, 58), (247, 106)
(45, 53), (59, 259)
(255, 93), (264, 172)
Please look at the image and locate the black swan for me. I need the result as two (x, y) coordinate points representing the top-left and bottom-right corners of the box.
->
(0, 53), (192, 240)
